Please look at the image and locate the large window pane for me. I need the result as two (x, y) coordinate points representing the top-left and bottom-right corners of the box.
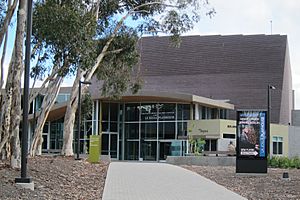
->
(177, 122), (187, 138)
(110, 122), (118, 132)
(101, 122), (109, 132)
(177, 104), (190, 120)
(110, 103), (118, 121)
(141, 123), (157, 139)
(273, 142), (277, 154)
(102, 134), (109, 155)
(278, 142), (283, 154)
(102, 102), (109, 121)
(125, 104), (139, 121)
(158, 103), (176, 121)
(211, 140), (217, 151)
(125, 123), (139, 139)
(159, 122), (175, 139)
(110, 134), (118, 158)
(140, 103), (157, 121)
(125, 141), (139, 160)
(141, 141), (157, 161)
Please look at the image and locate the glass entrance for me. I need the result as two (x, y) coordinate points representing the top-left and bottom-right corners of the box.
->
(100, 102), (190, 161)
(101, 133), (118, 159)
(159, 141), (183, 160)
(125, 140), (139, 160)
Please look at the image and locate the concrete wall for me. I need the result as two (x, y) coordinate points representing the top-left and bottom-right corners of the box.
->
(288, 126), (300, 158)
(292, 110), (300, 126)
(166, 156), (235, 166)
(218, 138), (236, 151)
(187, 119), (236, 139)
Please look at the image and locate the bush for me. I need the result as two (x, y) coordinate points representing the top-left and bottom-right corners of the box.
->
(268, 156), (300, 169)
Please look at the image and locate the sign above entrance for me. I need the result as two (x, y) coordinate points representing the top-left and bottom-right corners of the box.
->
(138, 104), (176, 121)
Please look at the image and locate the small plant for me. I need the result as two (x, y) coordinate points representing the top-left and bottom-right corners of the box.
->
(188, 135), (205, 155)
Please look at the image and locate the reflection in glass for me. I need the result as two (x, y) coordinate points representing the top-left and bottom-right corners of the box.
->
(110, 103), (118, 121)
(141, 141), (157, 161)
(159, 122), (175, 139)
(102, 102), (109, 121)
(177, 104), (190, 120)
(101, 122), (109, 132)
(125, 104), (140, 121)
(125, 123), (139, 139)
(141, 123), (157, 139)
(158, 103), (176, 121)
(102, 134), (109, 155)
(125, 141), (139, 160)
(110, 134), (118, 158)
(140, 103), (157, 121)
(177, 122), (187, 138)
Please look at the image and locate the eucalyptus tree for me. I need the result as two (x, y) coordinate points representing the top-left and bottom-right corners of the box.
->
(29, 0), (98, 156)
(0, 0), (27, 168)
(61, 0), (215, 156)
(29, 0), (214, 156)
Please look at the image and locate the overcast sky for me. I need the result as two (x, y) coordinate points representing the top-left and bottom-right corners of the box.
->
(185, 0), (300, 108)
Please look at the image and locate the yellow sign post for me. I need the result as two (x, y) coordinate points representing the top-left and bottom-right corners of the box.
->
(88, 135), (100, 163)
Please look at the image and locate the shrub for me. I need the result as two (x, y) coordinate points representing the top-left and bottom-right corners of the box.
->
(268, 156), (300, 169)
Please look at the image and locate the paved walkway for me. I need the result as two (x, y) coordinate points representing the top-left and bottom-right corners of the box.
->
(102, 162), (246, 200)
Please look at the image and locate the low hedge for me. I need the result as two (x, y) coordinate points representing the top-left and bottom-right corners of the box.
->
(268, 156), (300, 169)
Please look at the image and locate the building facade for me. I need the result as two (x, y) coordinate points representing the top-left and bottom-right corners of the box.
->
(29, 34), (297, 160)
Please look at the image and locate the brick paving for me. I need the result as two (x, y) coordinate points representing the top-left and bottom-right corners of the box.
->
(102, 162), (245, 200)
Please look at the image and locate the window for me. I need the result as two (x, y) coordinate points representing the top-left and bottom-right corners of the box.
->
(204, 139), (217, 151)
(223, 133), (235, 139)
(272, 136), (283, 155)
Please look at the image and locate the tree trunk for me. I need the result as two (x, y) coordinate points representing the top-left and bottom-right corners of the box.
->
(61, 7), (131, 156)
(30, 75), (63, 157)
(0, 0), (18, 47)
(61, 68), (83, 156)
(8, 0), (27, 168)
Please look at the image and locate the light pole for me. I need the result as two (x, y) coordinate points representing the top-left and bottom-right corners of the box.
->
(75, 81), (91, 160)
(15, 0), (33, 186)
(267, 84), (276, 156)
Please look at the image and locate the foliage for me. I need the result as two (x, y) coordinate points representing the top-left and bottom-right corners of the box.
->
(81, 92), (93, 120)
(32, 0), (98, 78)
(0, 1), (6, 29)
(268, 156), (300, 169)
(32, 0), (215, 99)
(188, 136), (205, 154)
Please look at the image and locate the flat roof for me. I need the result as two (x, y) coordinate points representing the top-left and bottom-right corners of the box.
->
(99, 90), (234, 110)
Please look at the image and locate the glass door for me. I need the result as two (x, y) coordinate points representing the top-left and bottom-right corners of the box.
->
(110, 133), (118, 159)
(125, 140), (139, 160)
(141, 122), (157, 161)
(159, 141), (182, 161)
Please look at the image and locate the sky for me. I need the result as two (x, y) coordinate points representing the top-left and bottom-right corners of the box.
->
(1, 0), (300, 108)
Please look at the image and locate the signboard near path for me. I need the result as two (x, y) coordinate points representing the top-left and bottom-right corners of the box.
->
(236, 110), (268, 174)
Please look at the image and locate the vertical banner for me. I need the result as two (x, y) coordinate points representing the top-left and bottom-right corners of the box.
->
(236, 110), (268, 174)
(237, 110), (267, 158)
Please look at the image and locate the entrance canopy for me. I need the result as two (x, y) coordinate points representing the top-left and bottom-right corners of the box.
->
(96, 90), (234, 110)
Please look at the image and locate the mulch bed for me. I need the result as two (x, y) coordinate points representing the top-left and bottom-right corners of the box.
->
(183, 165), (300, 200)
(0, 156), (109, 200)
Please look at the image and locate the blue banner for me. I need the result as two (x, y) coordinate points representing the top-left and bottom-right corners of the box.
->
(259, 112), (266, 157)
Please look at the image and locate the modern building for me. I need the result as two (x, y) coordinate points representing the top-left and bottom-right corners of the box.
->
(29, 34), (297, 161)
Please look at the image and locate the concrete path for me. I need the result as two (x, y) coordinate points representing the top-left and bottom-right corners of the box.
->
(102, 162), (246, 200)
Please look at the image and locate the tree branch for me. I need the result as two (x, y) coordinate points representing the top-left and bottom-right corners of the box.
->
(0, 0), (18, 47)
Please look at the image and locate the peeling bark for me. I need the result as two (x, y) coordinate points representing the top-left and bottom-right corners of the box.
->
(61, 68), (83, 156)
(30, 74), (63, 157)
(0, 0), (18, 47)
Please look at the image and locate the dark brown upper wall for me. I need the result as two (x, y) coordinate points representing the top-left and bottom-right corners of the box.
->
(138, 34), (290, 124)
